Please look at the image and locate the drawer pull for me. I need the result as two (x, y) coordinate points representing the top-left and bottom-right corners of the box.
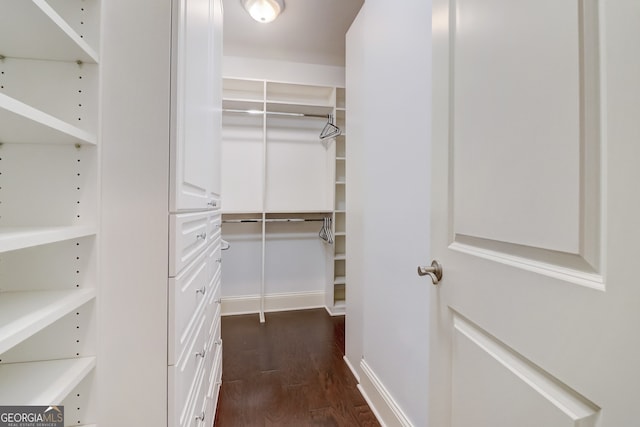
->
(195, 411), (205, 422)
(196, 286), (206, 296)
(215, 339), (222, 346)
(215, 298), (222, 304)
(207, 200), (218, 207)
(215, 258), (222, 263)
(195, 348), (206, 358)
(196, 232), (207, 240)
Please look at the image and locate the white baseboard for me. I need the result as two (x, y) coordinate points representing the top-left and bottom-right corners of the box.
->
(221, 291), (325, 316)
(358, 359), (413, 427)
(343, 355), (361, 382)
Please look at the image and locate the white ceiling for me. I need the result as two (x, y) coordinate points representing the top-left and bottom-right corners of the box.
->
(223, 0), (364, 67)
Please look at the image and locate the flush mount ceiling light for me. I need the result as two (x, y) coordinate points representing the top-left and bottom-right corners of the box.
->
(241, 0), (284, 23)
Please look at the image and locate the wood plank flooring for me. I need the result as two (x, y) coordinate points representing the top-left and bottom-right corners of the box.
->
(214, 309), (380, 427)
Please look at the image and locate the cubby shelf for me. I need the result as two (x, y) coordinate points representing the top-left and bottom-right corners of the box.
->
(0, 93), (97, 145)
(0, 226), (97, 254)
(334, 254), (346, 261)
(0, 0), (98, 63)
(0, 289), (96, 355)
(0, 357), (96, 405)
(334, 276), (346, 285)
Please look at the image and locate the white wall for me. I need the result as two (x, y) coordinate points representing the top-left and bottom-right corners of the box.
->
(346, 0), (432, 425)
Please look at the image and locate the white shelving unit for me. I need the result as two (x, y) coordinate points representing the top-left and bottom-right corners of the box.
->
(221, 78), (343, 319)
(330, 87), (347, 314)
(0, 1), (100, 424)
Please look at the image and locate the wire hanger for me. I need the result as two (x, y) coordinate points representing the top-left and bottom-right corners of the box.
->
(319, 115), (342, 140)
(318, 217), (334, 244)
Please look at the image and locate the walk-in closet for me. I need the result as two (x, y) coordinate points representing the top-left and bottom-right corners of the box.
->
(220, 78), (348, 319)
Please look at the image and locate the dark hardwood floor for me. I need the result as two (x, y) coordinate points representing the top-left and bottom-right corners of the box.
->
(214, 309), (380, 427)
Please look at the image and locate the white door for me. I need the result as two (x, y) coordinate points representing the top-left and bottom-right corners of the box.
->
(430, 1), (640, 426)
(171, 0), (220, 211)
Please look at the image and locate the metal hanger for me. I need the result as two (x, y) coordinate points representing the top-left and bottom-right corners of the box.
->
(319, 115), (342, 140)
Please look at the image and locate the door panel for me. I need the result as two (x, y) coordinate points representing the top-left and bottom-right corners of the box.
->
(451, 314), (599, 427)
(431, 1), (640, 426)
(453, 0), (584, 254)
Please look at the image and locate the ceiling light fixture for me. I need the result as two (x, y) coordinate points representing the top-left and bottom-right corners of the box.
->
(241, 0), (284, 23)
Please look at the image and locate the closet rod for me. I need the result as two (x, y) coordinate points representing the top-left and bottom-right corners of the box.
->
(222, 218), (327, 223)
(223, 108), (328, 119)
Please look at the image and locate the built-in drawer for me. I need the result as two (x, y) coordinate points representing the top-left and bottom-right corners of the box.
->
(207, 241), (222, 300)
(207, 234), (222, 285)
(170, 211), (215, 277)
(181, 337), (213, 427)
(207, 275), (221, 329)
(168, 311), (209, 427)
(168, 245), (211, 366)
(195, 336), (222, 427)
(207, 211), (222, 248)
(206, 341), (223, 419)
(190, 360), (210, 427)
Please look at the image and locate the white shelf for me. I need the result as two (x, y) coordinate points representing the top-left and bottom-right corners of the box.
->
(266, 101), (333, 117)
(336, 181), (346, 185)
(223, 78), (264, 101)
(336, 157), (346, 161)
(265, 210), (334, 215)
(0, 226), (97, 254)
(335, 232), (346, 237)
(0, 289), (96, 355)
(266, 82), (334, 106)
(0, 93), (97, 145)
(0, 357), (96, 405)
(222, 98), (264, 112)
(0, 0), (98, 63)
(222, 210), (264, 215)
(334, 254), (346, 261)
(334, 276), (346, 285)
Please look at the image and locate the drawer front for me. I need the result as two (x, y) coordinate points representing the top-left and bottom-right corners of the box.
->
(190, 361), (210, 427)
(207, 340), (223, 419)
(170, 211), (211, 277)
(168, 246), (211, 365)
(195, 334), (222, 427)
(207, 211), (222, 248)
(168, 311), (210, 427)
(207, 243), (222, 305)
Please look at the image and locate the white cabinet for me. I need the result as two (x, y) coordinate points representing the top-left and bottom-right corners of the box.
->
(100, 0), (223, 424)
(0, 0), (100, 424)
(171, 0), (222, 212)
(168, 0), (223, 425)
